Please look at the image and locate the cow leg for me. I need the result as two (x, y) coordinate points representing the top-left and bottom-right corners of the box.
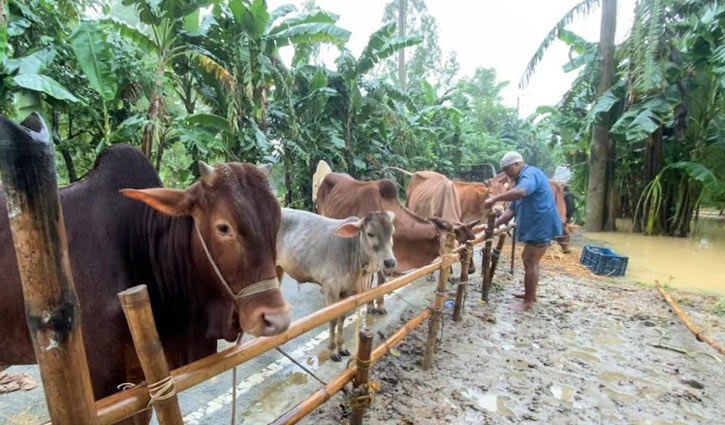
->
(325, 288), (343, 362)
(372, 271), (387, 315)
(336, 315), (350, 357)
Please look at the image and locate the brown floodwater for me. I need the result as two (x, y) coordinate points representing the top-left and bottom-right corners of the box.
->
(585, 216), (725, 295)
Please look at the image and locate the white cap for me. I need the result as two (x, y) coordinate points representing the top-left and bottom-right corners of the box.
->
(500, 151), (524, 170)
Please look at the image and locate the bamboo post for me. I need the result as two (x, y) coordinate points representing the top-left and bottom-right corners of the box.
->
(510, 227), (516, 275)
(118, 285), (183, 425)
(481, 213), (496, 302)
(452, 283), (466, 322)
(0, 113), (99, 425)
(270, 309), (430, 425)
(423, 254), (453, 370)
(655, 280), (725, 355)
(349, 329), (374, 425)
(488, 234), (507, 283)
(459, 241), (473, 282)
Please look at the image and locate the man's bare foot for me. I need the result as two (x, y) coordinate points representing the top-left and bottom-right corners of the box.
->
(513, 292), (538, 301)
(513, 302), (534, 311)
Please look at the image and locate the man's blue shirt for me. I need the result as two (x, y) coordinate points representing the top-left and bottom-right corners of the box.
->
(509, 165), (562, 243)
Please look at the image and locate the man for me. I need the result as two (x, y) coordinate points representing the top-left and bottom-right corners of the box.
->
(483, 151), (562, 311)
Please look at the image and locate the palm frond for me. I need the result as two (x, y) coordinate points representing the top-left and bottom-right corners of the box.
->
(519, 0), (600, 89)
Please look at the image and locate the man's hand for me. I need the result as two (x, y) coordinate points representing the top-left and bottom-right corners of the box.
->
(483, 196), (496, 209)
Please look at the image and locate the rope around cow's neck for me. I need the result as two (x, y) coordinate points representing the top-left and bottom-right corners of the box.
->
(193, 219), (279, 301)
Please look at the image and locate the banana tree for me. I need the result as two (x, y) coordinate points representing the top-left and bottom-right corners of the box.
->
(192, 0), (350, 164)
(333, 21), (421, 172)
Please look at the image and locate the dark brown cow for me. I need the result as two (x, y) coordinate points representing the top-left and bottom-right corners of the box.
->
(453, 172), (511, 223)
(0, 118), (289, 425)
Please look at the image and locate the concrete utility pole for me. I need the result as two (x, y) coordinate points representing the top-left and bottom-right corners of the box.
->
(398, 0), (407, 91)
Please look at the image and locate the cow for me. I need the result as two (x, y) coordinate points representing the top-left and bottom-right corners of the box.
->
(453, 172), (511, 224)
(276, 208), (396, 361)
(313, 162), (454, 314)
(0, 115), (290, 425)
(548, 180), (571, 253)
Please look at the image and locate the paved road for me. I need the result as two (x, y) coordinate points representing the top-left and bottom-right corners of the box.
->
(0, 254), (484, 424)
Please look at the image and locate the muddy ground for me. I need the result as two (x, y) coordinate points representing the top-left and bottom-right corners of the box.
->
(303, 242), (725, 425)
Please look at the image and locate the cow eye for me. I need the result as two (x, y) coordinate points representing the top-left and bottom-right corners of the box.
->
(367, 232), (375, 238)
(216, 224), (230, 235)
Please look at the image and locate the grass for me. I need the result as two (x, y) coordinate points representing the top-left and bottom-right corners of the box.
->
(712, 299), (725, 316)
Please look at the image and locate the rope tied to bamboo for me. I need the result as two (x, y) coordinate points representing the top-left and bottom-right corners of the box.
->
(349, 381), (379, 410)
(146, 375), (176, 408)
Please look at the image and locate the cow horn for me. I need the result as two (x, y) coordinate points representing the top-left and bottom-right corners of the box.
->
(199, 161), (216, 184)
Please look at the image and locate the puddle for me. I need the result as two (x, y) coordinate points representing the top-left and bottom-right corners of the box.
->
(549, 384), (574, 402)
(586, 216), (725, 295)
(598, 371), (629, 384)
(563, 351), (601, 363)
(505, 371), (527, 380)
(462, 389), (515, 417)
(286, 371), (309, 386)
(635, 420), (692, 425)
(593, 335), (625, 345)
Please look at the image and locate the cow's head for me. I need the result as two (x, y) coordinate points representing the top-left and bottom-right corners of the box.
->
(426, 217), (458, 253)
(452, 219), (481, 245)
(121, 161), (290, 339)
(335, 211), (397, 274)
(485, 173), (510, 216)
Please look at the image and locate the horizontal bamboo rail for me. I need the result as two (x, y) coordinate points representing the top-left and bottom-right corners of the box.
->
(270, 308), (431, 425)
(95, 260), (444, 424)
(93, 225), (512, 425)
(655, 280), (725, 356)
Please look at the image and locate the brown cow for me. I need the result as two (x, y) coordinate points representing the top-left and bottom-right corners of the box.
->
(453, 172), (511, 223)
(314, 163), (454, 313)
(0, 116), (290, 425)
(548, 180), (571, 252)
(402, 169), (480, 246)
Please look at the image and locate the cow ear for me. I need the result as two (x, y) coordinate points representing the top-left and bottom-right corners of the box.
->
(120, 188), (192, 216)
(483, 180), (491, 188)
(468, 218), (481, 228)
(334, 220), (363, 238)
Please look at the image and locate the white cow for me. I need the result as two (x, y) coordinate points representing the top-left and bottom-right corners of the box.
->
(276, 208), (396, 361)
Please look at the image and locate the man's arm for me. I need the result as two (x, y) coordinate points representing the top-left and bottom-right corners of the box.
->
(494, 208), (515, 228)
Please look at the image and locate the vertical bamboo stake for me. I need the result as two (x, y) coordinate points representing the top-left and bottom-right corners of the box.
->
(488, 234), (507, 283)
(0, 113), (98, 425)
(118, 285), (183, 425)
(459, 241), (473, 282)
(349, 329), (374, 425)
(423, 254), (453, 370)
(452, 283), (466, 322)
(510, 227), (516, 275)
(481, 213), (496, 302)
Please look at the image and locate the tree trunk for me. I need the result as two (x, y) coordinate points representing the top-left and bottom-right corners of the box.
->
(398, 0), (407, 91)
(585, 0), (617, 232)
(142, 63), (164, 159)
(284, 148), (293, 207)
(51, 109), (78, 183)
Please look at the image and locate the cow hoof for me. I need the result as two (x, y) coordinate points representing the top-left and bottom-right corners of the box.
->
(426, 275), (436, 282)
(338, 348), (351, 357)
(448, 277), (460, 285)
(366, 305), (376, 314)
(372, 307), (387, 315)
(331, 353), (342, 362)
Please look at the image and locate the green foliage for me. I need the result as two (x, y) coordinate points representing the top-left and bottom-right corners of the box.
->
(70, 21), (119, 101)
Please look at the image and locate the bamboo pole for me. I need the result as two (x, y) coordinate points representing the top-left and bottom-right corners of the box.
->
(655, 280), (725, 356)
(270, 309), (431, 425)
(423, 254), (454, 370)
(349, 329), (374, 425)
(452, 283), (466, 322)
(0, 113), (99, 425)
(488, 234), (507, 283)
(481, 213), (496, 302)
(94, 260), (442, 424)
(510, 227), (516, 275)
(118, 285), (183, 425)
(459, 241), (473, 282)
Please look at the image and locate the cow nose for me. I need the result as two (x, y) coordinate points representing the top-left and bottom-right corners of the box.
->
(384, 258), (397, 269)
(261, 311), (290, 336)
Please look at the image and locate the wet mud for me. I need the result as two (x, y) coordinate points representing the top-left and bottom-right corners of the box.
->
(303, 241), (725, 425)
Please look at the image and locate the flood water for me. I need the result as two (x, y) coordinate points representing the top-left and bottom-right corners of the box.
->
(585, 215), (725, 295)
